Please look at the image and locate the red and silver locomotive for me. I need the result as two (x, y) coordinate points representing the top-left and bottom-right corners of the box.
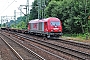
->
(28, 17), (62, 38)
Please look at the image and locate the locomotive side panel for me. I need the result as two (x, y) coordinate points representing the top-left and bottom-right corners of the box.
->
(38, 22), (44, 31)
(29, 23), (38, 33)
(44, 22), (48, 32)
(28, 23), (30, 31)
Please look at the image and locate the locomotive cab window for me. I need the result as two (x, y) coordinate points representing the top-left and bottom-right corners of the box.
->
(51, 21), (60, 26)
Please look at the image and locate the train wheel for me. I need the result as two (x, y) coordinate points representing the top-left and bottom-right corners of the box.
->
(47, 35), (50, 38)
(50, 36), (60, 39)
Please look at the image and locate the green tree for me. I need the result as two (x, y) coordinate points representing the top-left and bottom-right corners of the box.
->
(29, 0), (38, 20)
(45, 0), (90, 34)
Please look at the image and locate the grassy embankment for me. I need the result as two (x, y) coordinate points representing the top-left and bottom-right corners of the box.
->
(63, 33), (90, 43)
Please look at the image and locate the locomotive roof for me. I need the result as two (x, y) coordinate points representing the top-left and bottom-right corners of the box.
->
(28, 17), (60, 23)
(29, 19), (39, 23)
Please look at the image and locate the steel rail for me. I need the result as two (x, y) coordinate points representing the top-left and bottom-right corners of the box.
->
(0, 36), (24, 60)
(1, 32), (45, 60)
(14, 33), (90, 60)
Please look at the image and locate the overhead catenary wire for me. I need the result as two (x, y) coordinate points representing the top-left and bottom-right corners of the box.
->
(0, 0), (16, 15)
(0, 0), (9, 12)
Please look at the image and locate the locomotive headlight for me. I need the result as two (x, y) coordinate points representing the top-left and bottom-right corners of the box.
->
(59, 30), (61, 32)
(51, 30), (53, 32)
(55, 26), (57, 28)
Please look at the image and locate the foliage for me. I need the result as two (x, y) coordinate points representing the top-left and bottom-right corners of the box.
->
(45, 0), (90, 34)
(29, 0), (38, 20)
(16, 21), (26, 29)
(63, 33), (90, 40)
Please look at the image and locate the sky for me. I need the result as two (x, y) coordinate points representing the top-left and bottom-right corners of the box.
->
(0, 0), (34, 23)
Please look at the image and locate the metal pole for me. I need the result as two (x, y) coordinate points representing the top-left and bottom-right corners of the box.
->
(27, 0), (29, 22)
(1, 16), (2, 28)
(19, 5), (28, 29)
(38, 0), (41, 19)
(26, 5), (27, 23)
(85, 0), (88, 40)
(42, 0), (45, 19)
(6, 15), (7, 27)
(38, 2), (40, 19)
(85, 0), (87, 25)
(42, 0), (43, 19)
(43, 0), (46, 18)
(40, 0), (41, 19)
(14, 10), (16, 28)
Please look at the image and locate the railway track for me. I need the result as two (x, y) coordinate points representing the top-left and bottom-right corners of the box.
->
(1, 30), (90, 60)
(1, 30), (67, 60)
(4, 30), (90, 60)
(0, 36), (23, 60)
(0, 37), (19, 60)
(0, 32), (45, 60)
(58, 38), (90, 49)
(16, 33), (90, 60)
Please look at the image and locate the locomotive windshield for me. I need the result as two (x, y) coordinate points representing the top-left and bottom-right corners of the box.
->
(51, 21), (60, 26)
